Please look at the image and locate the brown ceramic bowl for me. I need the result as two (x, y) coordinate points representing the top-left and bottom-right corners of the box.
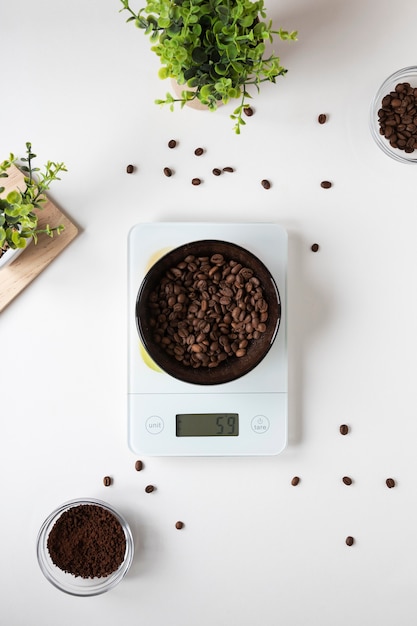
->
(135, 240), (281, 385)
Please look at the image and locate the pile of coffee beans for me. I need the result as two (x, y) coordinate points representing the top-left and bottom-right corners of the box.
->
(377, 82), (417, 153)
(47, 504), (126, 578)
(147, 253), (269, 369)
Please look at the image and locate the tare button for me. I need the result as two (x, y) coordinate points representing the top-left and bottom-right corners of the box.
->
(251, 415), (270, 434)
(145, 415), (164, 435)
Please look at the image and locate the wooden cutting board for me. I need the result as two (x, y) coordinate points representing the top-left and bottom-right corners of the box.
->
(0, 164), (78, 312)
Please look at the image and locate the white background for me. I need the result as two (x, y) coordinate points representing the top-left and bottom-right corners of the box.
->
(1, 0), (417, 624)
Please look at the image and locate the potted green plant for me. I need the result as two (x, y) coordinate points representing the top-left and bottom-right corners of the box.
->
(119, 0), (297, 133)
(0, 142), (67, 269)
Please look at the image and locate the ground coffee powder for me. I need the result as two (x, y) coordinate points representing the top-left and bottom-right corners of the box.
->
(47, 504), (126, 579)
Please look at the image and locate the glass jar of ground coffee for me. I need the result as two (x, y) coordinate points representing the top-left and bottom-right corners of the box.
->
(37, 498), (134, 596)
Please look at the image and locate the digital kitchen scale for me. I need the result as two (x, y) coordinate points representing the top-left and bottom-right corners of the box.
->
(128, 222), (287, 456)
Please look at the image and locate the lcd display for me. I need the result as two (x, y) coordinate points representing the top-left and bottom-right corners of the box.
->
(176, 413), (239, 437)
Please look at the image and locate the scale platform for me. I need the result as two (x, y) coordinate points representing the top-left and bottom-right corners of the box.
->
(128, 222), (288, 456)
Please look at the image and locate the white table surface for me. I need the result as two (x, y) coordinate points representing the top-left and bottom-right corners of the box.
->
(2, 0), (417, 624)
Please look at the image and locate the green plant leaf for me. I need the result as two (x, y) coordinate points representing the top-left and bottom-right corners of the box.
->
(158, 16), (170, 28)
(238, 14), (255, 28)
(6, 190), (21, 204)
(11, 229), (25, 247)
(158, 66), (170, 79)
(167, 23), (182, 36)
(216, 5), (229, 25)
(192, 47), (208, 63)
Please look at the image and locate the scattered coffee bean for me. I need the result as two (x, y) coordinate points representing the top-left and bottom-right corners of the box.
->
(291, 476), (300, 486)
(318, 113), (327, 124)
(244, 106), (254, 117)
(135, 460), (143, 471)
(345, 536), (354, 546)
(175, 521), (184, 529)
(126, 164), (134, 174)
(339, 424), (349, 435)
(223, 167), (234, 172)
(378, 82), (417, 153)
(191, 178), (201, 185)
(194, 147), (204, 156)
(212, 168), (222, 176)
(163, 167), (173, 177)
(320, 180), (332, 189)
(311, 243), (319, 252)
(261, 179), (271, 189)
(147, 252), (270, 369)
(386, 478), (396, 488)
(342, 476), (352, 485)
(168, 139), (177, 148)
(145, 485), (155, 493)
(103, 476), (112, 487)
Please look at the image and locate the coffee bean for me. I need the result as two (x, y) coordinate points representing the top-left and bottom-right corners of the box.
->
(126, 164), (134, 174)
(135, 460), (143, 471)
(339, 424), (349, 435)
(223, 167), (234, 172)
(168, 139), (177, 148)
(175, 521), (184, 529)
(345, 536), (354, 546)
(244, 106), (254, 117)
(261, 179), (271, 189)
(212, 168), (222, 176)
(318, 113), (327, 124)
(311, 243), (319, 252)
(211, 253), (224, 265)
(342, 476), (352, 485)
(320, 180), (332, 188)
(163, 167), (173, 177)
(386, 478), (396, 488)
(191, 178), (201, 185)
(194, 147), (204, 156)
(291, 476), (300, 486)
(145, 485), (155, 493)
(103, 476), (112, 487)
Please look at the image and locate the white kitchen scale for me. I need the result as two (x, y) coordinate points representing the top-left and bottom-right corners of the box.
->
(128, 222), (287, 456)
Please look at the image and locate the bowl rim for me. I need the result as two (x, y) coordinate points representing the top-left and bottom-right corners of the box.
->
(370, 65), (417, 164)
(135, 238), (281, 385)
(36, 497), (134, 596)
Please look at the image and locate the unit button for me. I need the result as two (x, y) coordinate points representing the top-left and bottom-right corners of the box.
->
(251, 415), (270, 434)
(145, 415), (164, 435)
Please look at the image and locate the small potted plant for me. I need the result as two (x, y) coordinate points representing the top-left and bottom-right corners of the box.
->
(119, 0), (297, 133)
(0, 142), (67, 269)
